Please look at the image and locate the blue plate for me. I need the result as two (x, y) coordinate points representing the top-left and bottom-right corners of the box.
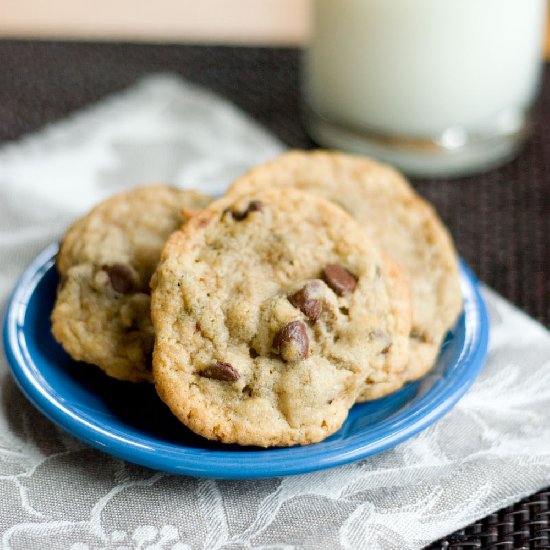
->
(3, 243), (488, 479)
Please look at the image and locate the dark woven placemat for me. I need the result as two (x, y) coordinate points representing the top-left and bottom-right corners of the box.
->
(0, 40), (548, 547)
(426, 490), (550, 549)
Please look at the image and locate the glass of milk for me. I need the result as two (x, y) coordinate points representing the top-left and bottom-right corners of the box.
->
(303, 0), (547, 177)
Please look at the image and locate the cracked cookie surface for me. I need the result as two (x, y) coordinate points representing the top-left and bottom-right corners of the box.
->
(51, 185), (213, 382)
(151, 188), (408, 447)
(228, 151), (462, 395)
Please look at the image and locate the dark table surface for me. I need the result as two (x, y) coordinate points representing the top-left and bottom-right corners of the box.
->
(0, 40), (549, 548)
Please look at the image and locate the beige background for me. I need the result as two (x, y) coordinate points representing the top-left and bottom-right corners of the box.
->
(0, 0), (310, 45)
(0, 0), (549, 56)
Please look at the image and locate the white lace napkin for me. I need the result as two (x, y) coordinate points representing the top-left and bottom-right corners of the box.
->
(0, 75), (549, 550)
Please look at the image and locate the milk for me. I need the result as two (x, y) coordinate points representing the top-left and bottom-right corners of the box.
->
(304, 0), (547, 176)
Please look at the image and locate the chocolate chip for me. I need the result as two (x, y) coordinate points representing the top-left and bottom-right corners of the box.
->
(410, 329), (429, 343)
(248, 200), (263, 212)
(322, 264), (357, 295)
(199, 361), (240, 382)
(289, 281), (323, 321)
(102, 263), (134, 294)
(232, 200), (263, 221)
(274, 320), (309, 362)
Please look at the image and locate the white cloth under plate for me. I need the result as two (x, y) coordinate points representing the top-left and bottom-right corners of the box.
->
(0, 75), (549, 550)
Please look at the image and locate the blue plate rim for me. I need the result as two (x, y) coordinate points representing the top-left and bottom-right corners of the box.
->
(3, 243), (489, 479)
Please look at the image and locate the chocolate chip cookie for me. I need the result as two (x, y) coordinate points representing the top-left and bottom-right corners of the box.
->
(51, 185), (213, 382)
(151, 188), (410, 446)
(228, 151), (463, 393)
(361, 255), (411, 400)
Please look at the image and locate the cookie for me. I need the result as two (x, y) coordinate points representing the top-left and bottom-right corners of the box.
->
(51, 185), (213, 382)
(151, 188), (409, 446)
(362, 255), (411, 400)
(228, 150), (463, 393)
